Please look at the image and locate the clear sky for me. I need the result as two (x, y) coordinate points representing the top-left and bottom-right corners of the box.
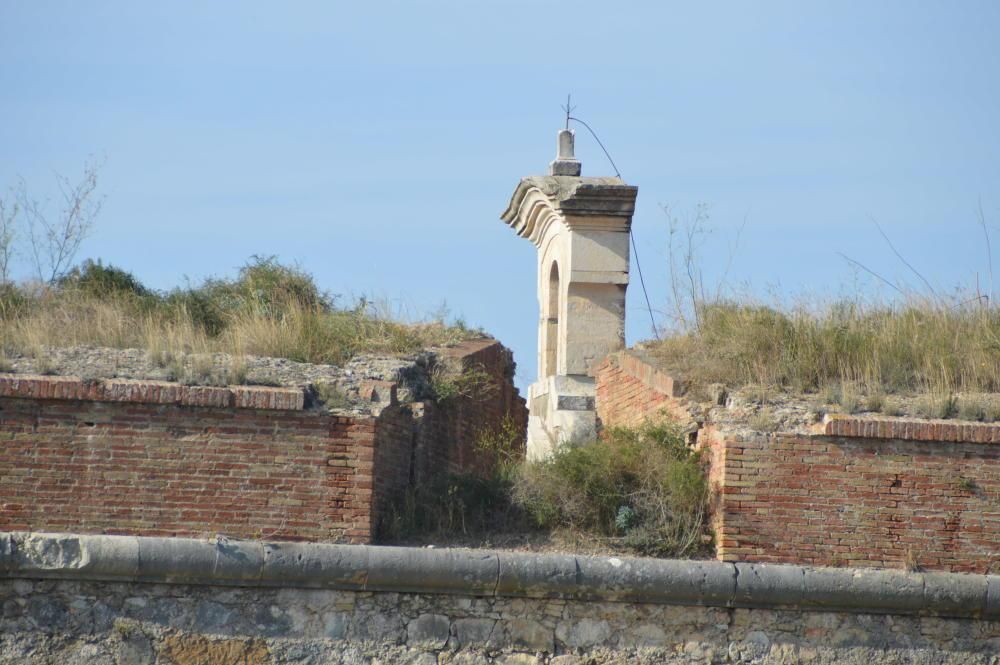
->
(2, 1), (999, 388)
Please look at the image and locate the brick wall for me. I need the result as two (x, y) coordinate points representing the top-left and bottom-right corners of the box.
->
(0, 376), (375, 543)
(371, 339), (528, 535)
(0, 340), (526, 545)
(594, 350), (688, 429)
(718, 418), (1000, 573)
(593, 351), (1000, 573)
(417, 339), (528, 479)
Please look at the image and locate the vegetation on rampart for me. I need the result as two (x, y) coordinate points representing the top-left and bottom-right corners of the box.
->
(651, 299), (1000, 394)
(0, 256), (478, 370)
(651, 207), (1000, 417)
(385, 420), (710, 559)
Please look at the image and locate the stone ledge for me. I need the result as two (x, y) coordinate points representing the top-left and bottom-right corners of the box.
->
(821, 413), (1000, 444)
(2, 531), (997, 619)
(0, 374), (305, 411)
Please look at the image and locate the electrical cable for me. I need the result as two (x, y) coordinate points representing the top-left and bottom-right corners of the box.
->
(568, 116), (660, 340)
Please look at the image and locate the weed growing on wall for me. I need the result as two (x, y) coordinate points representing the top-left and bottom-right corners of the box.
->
(381, 470), (527, 541)
(474, 415), (526, 472)
(429, 362), (498, 404)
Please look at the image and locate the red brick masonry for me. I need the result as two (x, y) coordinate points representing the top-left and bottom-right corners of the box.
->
(0, 340), (525, 545)
(594, 350), (1000, 573)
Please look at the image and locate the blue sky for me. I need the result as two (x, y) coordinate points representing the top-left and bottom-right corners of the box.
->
(2, 1), (999, 388)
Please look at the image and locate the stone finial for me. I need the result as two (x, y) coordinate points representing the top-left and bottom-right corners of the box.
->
(549, 129), (582, 176)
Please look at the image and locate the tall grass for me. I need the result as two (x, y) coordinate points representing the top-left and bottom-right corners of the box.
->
(0, 257), (475, 365)
(650, 298), (1000, 394)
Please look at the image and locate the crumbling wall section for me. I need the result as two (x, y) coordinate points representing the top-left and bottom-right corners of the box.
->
(0, 340), (526, 545)
(415, 339), (528, 481)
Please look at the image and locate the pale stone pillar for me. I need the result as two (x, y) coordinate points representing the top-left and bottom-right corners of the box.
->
(500, 129), (637, 459)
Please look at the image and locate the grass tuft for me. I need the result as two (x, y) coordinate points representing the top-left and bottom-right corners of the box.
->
(913, 393), (959, 420)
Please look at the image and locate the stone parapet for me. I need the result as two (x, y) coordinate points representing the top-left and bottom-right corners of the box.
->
(3, 531), (999, 619)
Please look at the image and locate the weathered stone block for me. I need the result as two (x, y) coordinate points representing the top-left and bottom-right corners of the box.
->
(406, 613), (451, 649)
(507, 617), (554, 652)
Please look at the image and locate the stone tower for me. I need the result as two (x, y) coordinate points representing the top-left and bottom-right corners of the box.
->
(500, 129), (638, 459)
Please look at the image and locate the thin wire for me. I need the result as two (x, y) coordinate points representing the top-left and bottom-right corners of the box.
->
(568, 115), (659, 340)
(568, 116), (621, 179)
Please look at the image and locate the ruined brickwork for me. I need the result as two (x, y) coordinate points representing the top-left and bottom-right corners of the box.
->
(0, 339), (526, 545)
(0, 385), (374, 542)
(594, 350), (1000, 574)
(594, 351), (689, 428)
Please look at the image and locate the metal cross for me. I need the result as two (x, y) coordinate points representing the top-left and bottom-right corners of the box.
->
(561, 94), (577, 129)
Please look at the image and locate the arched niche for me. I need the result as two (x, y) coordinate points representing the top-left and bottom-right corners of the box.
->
(543, 261), (560, 377)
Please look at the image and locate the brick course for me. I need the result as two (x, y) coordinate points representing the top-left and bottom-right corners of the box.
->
(594, 351), (688, 428)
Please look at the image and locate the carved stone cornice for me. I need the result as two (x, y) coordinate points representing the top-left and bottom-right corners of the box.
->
(500, 176), (637, 247)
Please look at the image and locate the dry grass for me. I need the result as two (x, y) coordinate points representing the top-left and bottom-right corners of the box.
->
(0, 258), (477, 367)
(649, 298), (1000, 396)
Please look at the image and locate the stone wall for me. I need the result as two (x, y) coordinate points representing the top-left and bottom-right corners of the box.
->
(593, 350), (1000, 574)
(2, 533), (999, 664)
(0, 339), (526, 545)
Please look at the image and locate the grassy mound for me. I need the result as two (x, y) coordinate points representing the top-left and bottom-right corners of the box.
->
(649, 299), (1000, 396)
(0, 256), (477, 366)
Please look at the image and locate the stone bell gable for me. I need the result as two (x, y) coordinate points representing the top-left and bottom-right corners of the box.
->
(500, 129), (637, 459)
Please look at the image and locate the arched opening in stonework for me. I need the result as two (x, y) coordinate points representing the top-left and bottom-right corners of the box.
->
(544, 261), (560, 377)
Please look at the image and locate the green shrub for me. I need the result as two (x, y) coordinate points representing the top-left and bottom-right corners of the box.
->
(59, 259), (153, 300)
(474, 414), (525, 472)
(194, 255), (332, 318)
(513, 422), (709, 557)
(914, 393), (958, 419)
(1, 255), (479, 366)
(0, 282), (28, 320)
(958, 396), (987, 422)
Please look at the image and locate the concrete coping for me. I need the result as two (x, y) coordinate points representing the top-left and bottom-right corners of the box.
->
(2, 531), (997, 620)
